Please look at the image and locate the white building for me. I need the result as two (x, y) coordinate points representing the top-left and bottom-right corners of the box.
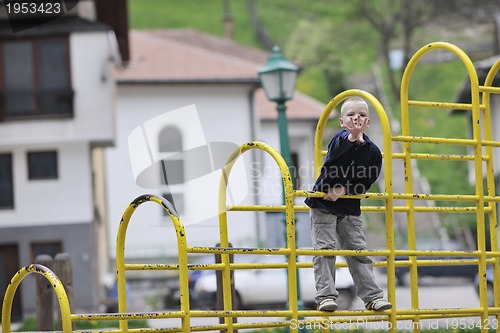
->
(108, 29), (330, 260)
(0, 1), (129, 317)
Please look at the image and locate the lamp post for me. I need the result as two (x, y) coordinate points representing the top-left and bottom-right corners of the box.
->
(258, 46), (303, 312)
(258, 46), (298, 170)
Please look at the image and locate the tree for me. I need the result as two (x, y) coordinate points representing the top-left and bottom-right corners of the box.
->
(285, 20), (346, 98)
(354, 0), (500, 100)
(354, 0), (405, 100)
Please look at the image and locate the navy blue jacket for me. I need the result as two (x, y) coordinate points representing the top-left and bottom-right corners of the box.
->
(305, 129), (382, 216)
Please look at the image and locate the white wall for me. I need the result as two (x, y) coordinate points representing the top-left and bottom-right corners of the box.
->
(71, 32), (116, 144)
(106, 84), (260, 258)
(0, 141), (93, 227)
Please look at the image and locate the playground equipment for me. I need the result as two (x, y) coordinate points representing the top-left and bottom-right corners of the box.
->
(2, 42), (500, 333)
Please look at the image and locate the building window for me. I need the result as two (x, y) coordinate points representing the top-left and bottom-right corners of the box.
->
(27, 151), (58, 180)
(0, 36), (73, 121)
(159, 126), (184, 214)
(158, 126), (184, 185)
(0, 153), (14, 208)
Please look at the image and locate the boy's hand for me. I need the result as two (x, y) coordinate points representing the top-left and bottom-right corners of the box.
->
(345, 114), (368, 143)
(323, 186), (346, 202)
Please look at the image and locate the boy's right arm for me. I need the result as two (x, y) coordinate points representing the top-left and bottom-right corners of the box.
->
(323, 186), (346, 202)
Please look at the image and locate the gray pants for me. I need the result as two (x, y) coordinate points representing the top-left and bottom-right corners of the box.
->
(310, 208), (383, 304)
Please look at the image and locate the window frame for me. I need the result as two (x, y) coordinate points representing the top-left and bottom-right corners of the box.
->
(158, 125), (185, 214)
(0, 35), (73, 121)
(0, 153), (14, 209)
(27, 150), (58, 180)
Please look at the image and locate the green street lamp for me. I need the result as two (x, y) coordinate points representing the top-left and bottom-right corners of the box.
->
(258, 46), (303, 314)
(258, 46), (299, 170)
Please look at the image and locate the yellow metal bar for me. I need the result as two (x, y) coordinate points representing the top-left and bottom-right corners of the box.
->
(482, 56), (500, 331)
(72, 311), (186, 320)
(187, 246), (290, 255)
(123, 263), (227, 271)
(217, 141), (297, 332)
(323, 150), (487, 161)
(296, 189), (500, 203)
(392, 135), (477, 145)
(115, 194), (190, 333)
(479, 85), (500, 93)
(391, 152), (486, 161)
(227, 204), (487, 213)
(1, 265), (72, 333)
(400, 41), (490, 333)
(482, 140), (500, 147)
(407, 99), (485, 110)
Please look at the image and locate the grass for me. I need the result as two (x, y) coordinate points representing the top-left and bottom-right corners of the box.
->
(128, 0), (260, 48)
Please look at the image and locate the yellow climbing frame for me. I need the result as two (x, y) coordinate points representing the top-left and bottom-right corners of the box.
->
(2, 42), (500, 333)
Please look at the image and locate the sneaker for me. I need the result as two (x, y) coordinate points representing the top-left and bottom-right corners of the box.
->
(318, 298), (338, 311)
(365, 298), (392, 311)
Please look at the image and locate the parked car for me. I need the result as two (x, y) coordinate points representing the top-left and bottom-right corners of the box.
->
(192, 255), (356, 310)
(474, 265), (495, 307)
(393, 240), (478, 285)
(165, 255), (217, 309)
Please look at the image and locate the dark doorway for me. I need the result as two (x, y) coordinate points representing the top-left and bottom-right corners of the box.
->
(0, 245), (22, 322)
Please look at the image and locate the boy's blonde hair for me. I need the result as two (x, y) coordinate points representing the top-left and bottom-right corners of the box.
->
(340, 97), (369, 117)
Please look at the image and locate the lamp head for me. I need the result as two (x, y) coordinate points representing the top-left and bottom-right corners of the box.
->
(258, 46), (299, 103)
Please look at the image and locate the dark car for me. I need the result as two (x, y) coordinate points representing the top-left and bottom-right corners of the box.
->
(394, 240), (478, 285)
(474, 265), (495, 307)
(165, 255), (215, 308)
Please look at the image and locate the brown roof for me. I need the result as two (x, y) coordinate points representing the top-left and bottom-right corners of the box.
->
(115, 29), (262, 83)
(255, 88), (327, 121)
(115, 29), (334, 121)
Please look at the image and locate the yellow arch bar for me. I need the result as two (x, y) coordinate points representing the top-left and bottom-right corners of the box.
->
(217, 141), (298, 332)
(1, 265), (72, 333)
(115, 194), (191, 333)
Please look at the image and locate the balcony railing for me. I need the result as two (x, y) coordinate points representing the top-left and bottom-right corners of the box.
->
(0, 89), (74, 121)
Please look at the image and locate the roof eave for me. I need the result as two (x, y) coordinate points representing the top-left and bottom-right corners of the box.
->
(116, 78), (261, 84)
(260, 117), (320, 122)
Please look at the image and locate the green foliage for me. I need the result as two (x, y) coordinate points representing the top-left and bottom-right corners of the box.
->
(295, 67), (331, 103)
(128, 0), (260, 48)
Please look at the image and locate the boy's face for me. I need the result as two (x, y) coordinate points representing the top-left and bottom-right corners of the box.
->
(339, 101), (370, 129)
